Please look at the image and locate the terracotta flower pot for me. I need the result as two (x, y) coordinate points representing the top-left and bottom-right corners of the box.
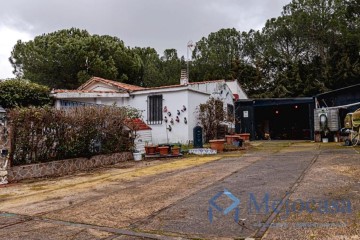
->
(158, 146), (169, 156)
(225, 135), (240, 144)
(237, 133), (250, 141)
(145, 146), (157, 155)
(209, 139), (226, 152)
(171, 146), (180, 156)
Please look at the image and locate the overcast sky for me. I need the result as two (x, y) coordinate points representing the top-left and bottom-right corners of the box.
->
(0, 0), (290, 79)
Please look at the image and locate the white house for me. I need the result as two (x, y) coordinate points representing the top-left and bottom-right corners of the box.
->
(51, 74), (247, 146)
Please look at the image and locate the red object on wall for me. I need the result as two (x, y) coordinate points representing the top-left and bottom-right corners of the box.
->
(124, 118), (152, 130)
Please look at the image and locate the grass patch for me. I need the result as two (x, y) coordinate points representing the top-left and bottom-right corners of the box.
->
(29, 185), (47, 191)
(0, 194), (12, 199)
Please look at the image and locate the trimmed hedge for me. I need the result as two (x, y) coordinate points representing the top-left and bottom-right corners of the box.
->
(8, 106), (139, 166)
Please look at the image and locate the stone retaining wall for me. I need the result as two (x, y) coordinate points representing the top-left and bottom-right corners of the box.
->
(7, 152), (133, 182)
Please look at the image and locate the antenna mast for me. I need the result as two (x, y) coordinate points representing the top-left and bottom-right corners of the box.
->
(187, 41), (194, 81)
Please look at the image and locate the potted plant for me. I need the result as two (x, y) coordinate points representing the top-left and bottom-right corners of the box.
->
(237, 133), (250, 141)
(144, 145), (157, 155)
(171, 146), (180, 156)
(158, 145), (169, 156)
(225, 135), (240, 144)
(209, 139), (226, 152)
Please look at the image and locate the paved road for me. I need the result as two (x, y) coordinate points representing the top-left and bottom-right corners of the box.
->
(0, 142), (359, 239)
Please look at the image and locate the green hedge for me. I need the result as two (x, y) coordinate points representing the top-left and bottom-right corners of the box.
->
(0, 79), (51, 108)
(8, 106), (139, 166)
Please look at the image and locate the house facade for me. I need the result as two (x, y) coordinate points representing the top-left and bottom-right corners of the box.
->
(51, 76), (248, 145)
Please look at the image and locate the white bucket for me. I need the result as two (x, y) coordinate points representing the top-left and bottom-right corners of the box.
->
(133, 152), (142, 161)
(322, 138), (329, 143)
(334, 136), (338, 142)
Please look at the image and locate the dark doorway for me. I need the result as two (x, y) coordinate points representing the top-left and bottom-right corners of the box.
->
(236, 98), (315, 141)
(254, 104), (311, 140)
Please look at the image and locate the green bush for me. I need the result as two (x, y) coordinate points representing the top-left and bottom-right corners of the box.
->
(0, 79), (51, 108)
(8, 106), (139, 166)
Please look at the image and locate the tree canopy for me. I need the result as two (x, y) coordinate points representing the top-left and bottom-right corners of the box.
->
(8, 0), (360, 97)
(9, 28), (142, 89)
(189, 0), (360, 97)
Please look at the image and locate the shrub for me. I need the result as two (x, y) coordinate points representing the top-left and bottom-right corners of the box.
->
(197, 97), (225, 142)
(0, 79), (51, 108)
(8, 106), (140, 166)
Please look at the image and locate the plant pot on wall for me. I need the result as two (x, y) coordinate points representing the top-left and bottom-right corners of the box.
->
(209, 139), (226, 153)
(158, 146), (169, 156)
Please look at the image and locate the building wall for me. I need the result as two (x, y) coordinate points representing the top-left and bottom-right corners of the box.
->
(225, 80), (248, 99)
(189, 82), (226, 96)
(187, 91), (210, 143)
(53, 80), (247, 144)
(134, 130), (152, 153)
(86, 82), (118, 91)
(128, 90), (195, 144)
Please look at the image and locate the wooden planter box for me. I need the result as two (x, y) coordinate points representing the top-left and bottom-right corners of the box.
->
(209, 139), (226, 152)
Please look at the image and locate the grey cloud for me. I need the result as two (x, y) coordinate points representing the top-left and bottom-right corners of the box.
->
(0, 0), (290, 57)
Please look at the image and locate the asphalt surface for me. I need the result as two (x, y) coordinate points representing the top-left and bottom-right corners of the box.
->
(0, 142), (359, 240)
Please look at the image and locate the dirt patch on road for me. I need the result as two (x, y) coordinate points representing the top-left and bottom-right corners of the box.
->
(328, 165), (360, 178)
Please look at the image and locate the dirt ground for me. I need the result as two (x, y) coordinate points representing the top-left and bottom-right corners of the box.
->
(0, 142), (359, 240)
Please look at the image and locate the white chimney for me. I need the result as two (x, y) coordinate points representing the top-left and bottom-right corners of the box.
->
(180, 69), (188, 85)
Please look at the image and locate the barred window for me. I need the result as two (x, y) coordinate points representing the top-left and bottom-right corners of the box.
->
(147, 95), (163, 124)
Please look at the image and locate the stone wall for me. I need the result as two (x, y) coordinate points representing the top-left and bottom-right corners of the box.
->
(7, 152), (133, 182)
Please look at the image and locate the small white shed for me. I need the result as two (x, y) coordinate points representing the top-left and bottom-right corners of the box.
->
(125, 118), (152, 153)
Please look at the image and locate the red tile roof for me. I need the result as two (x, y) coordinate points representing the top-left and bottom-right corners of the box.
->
(53, 77), (226, 94)
(125, 118), (152, 131)
(78, 77), (145, 91)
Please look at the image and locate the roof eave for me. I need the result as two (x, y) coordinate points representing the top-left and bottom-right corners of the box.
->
(131, 86), (210, 95)
(51, 92), (130, 98)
